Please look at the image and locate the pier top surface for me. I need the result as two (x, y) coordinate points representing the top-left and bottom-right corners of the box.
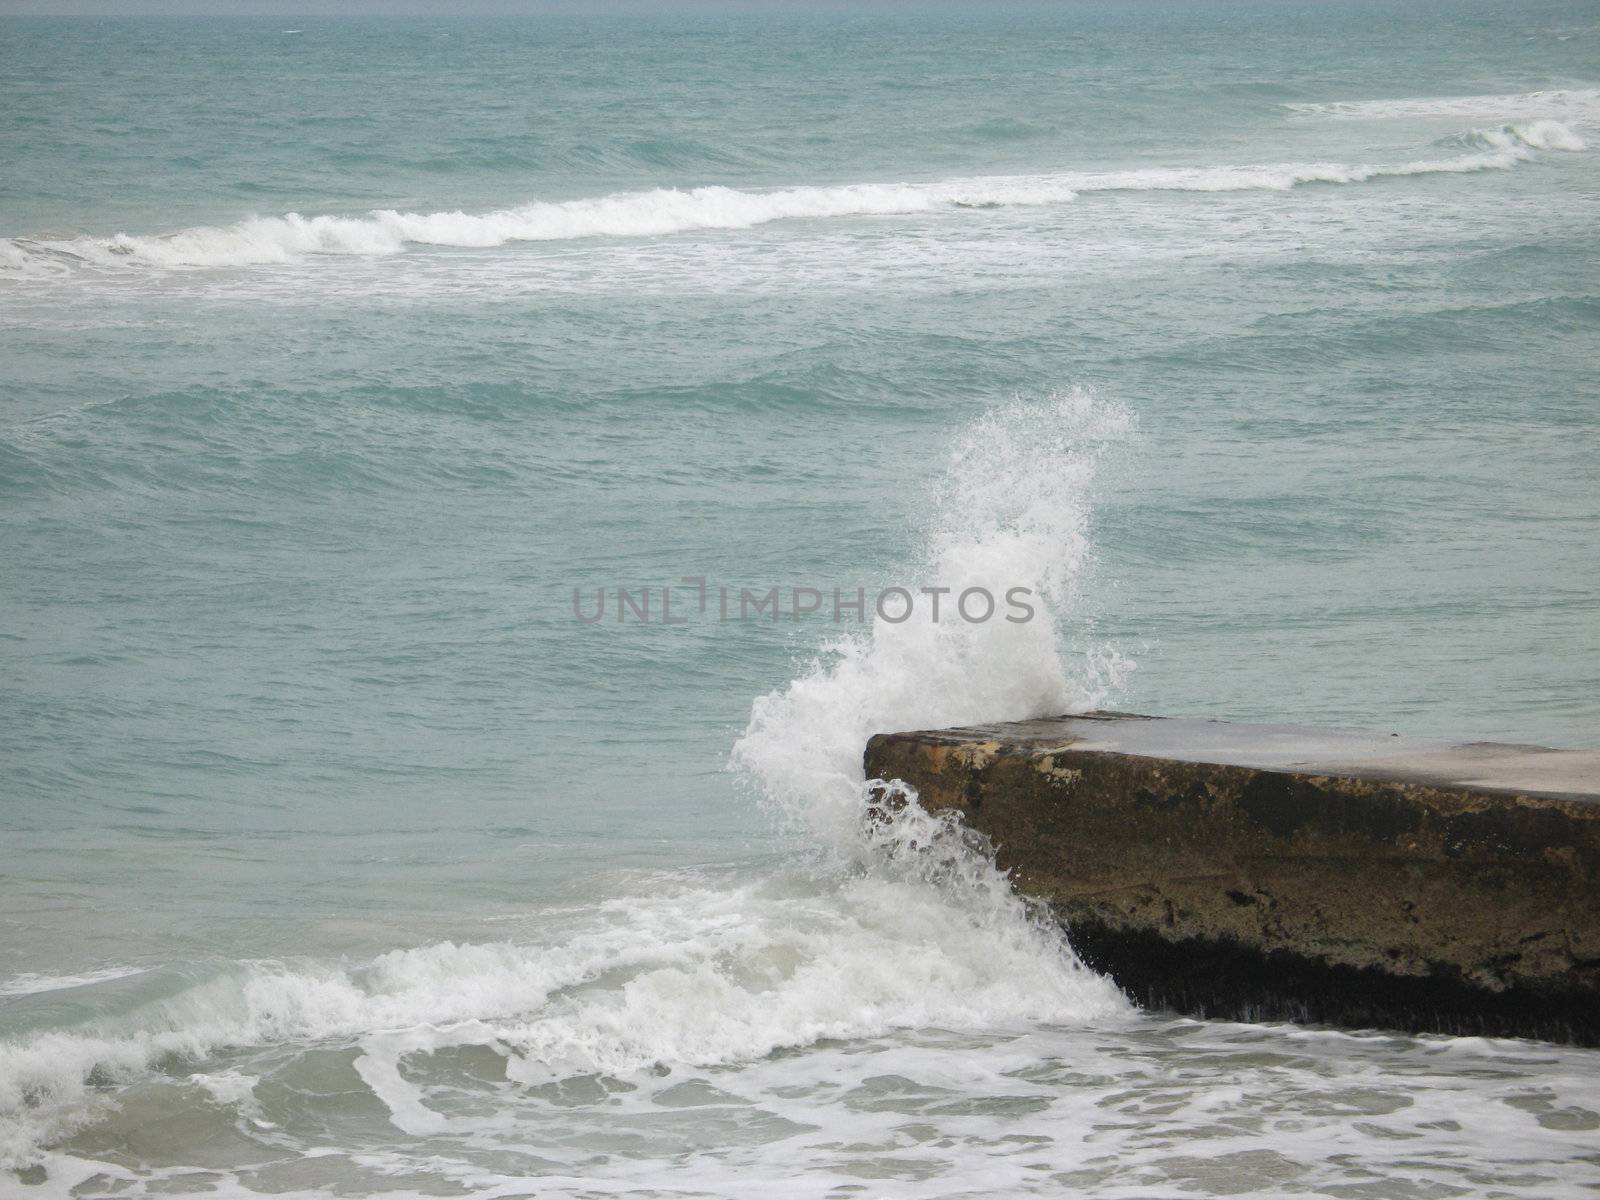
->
(890, 712), (1600, 802)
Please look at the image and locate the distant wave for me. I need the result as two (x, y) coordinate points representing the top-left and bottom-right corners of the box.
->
(0, 121), (1584, 276)
(0, 967), (146, 999)
(1286, 87), (1600, 121)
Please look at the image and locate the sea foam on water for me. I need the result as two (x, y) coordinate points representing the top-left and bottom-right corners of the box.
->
(0, 116), (1586, 276)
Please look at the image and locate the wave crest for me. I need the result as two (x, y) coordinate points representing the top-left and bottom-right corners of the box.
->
(2, 121), (1585, 276)
(1287, 87), (1600, 122)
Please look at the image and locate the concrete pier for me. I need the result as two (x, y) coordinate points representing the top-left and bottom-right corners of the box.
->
(864, 713), (1600, 1045)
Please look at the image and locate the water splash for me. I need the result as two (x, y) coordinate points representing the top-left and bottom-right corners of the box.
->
(0, 392), (1138, 1173)
(732, 389), (1133, 848)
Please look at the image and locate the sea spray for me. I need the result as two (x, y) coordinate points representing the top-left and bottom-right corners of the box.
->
(715, 389), (1140, 1074)
(732, 389), (1133, 848)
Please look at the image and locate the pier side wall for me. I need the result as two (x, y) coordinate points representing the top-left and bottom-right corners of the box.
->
(864, 714), (1600, 1044)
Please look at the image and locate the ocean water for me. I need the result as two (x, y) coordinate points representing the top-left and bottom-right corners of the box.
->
(3, 2), (1599, 1196)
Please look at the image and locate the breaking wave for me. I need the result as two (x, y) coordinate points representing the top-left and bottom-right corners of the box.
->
(0, 122), (1583, 277)
(0, 392), (1133, 1171)
(1286, 87), (1600, 122)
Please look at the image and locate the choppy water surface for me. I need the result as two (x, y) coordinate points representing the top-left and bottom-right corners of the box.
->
(2, 3), (1598, 1196)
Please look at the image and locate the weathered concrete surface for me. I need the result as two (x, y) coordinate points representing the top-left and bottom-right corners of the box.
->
(864, 713), (1600, 1044)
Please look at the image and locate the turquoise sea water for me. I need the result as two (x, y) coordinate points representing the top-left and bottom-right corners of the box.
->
(3, 3), (1599, 1196)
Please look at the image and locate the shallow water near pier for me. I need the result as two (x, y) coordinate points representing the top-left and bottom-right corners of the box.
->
(3, 2), (1599, 1195)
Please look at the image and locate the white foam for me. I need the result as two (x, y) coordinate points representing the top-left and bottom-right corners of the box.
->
(362, 873), (1127, 1111)
(1, 179), (1076, 274)
(0, 967), (147, 999)
(732, 389), (1132, 846)
(0, 940), (591, 1165)
(0, 873), (1128, 1166)
(1484, 118), (1589, 152)
(1, 121), (1584, 276)
(1287, 87), (1600, 122)
(1067, 120), (1584, 189)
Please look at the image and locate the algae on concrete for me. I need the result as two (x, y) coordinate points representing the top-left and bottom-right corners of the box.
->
(864, 713), (1600, 1044)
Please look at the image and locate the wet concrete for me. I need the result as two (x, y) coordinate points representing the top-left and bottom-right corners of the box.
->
(864, 713), (1600, 1044)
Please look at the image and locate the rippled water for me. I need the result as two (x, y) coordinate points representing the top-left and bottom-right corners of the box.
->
(3, 3), (1598, 1196)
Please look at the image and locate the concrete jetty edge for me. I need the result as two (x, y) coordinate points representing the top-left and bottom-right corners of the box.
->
(863, 712), (1600, 1045)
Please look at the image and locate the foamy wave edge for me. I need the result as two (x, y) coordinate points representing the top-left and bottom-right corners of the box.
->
(1287, 87), (1600, 121)
(1, 121), (1584, 276)
(0, 875), (1126, 1167)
